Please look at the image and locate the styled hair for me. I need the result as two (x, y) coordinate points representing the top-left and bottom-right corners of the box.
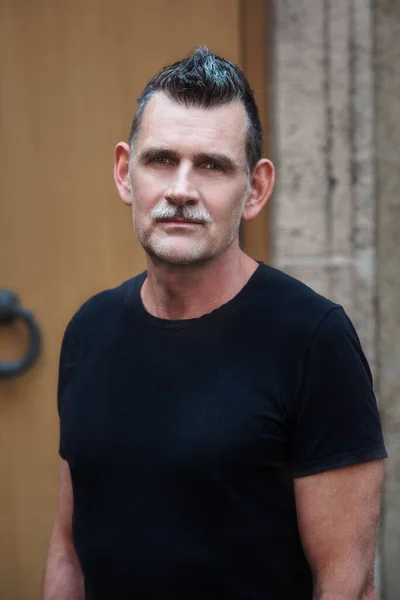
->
(128, 46), (263, 173)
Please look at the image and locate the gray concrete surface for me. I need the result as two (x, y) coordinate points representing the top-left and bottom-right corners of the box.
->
(270, 0), (400, 596)
(376, 2), (400, 597)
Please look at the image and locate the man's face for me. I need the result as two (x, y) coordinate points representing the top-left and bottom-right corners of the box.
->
(127, 93), (250, 265)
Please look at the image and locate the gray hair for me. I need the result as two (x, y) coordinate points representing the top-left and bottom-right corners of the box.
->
(128, 46), (263, 173)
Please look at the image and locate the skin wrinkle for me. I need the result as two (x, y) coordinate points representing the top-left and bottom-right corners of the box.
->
(126, 94), (251, 267)
(132, 114), (255, 179)
(137, 147), (240, 175)
(128, 48), (262, 175)
(115, 88), (274, 322)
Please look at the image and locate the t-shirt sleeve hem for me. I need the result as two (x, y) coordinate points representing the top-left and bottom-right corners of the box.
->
(292, 444), (388, 478)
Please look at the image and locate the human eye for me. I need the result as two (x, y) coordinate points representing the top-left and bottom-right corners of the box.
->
(204, 162), (222, 171)
(151, 156), (171, 165)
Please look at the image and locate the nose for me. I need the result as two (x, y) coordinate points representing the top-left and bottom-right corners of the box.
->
(164, 163), (198, 206)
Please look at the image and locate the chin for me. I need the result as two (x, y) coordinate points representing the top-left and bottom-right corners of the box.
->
(139, 230), (239, 266)
(143, 240), (216, 266)
(149, 249), (213, 266)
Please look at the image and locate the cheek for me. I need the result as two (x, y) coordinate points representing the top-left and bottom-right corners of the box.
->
(131, 178), (162, 213)
(207, 189), (246, 224)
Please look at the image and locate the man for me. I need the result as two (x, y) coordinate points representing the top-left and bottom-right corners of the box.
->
(43, 47), (387, 599)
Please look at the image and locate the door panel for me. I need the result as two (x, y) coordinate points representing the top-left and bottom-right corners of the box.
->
(0, 2), (267, 597)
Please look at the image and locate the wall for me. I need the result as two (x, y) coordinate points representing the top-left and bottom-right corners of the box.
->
(376, 1), (400, 597)
(270, 1), (400, 597)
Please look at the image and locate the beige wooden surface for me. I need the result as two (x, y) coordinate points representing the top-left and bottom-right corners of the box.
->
(240, 0), (271, 261)
(0, 1), (268, 597)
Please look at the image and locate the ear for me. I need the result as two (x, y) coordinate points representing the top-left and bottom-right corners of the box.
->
(241, 159), (275, 221)
(114, 142), (132, 206)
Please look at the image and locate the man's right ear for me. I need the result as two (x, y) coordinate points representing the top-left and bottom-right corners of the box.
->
(114, 142), (132, 206)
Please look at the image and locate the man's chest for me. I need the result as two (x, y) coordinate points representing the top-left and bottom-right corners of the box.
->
(59, 332), (292, 480)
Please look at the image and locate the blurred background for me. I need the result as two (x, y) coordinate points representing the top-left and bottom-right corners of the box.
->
(0, 1), (398, 598)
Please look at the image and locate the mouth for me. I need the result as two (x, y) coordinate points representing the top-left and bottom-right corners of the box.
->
(157, 218), (204, 225)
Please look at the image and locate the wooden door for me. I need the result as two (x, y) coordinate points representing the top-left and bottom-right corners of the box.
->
(0, 1), (268, 598)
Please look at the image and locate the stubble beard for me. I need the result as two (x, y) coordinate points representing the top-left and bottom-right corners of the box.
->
(130, 187), (248, 266)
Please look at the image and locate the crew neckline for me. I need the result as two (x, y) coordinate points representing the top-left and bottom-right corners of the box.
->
(125, 262), (266, 330)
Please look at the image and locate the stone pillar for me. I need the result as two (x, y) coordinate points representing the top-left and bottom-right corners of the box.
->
(271, 0), (376, 370)
(270, 1), (400, 596)
(376, 2), (400, 598)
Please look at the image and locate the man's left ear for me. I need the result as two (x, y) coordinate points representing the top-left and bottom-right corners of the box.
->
(241, 159), (275, 221)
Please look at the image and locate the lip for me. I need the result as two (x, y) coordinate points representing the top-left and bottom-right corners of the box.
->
(157, 219), (203, 226)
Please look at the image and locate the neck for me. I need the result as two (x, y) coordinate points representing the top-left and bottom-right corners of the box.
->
(141, 246), (259, 320)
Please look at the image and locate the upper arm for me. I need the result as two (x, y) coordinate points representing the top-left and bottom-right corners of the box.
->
(288, 307), (386, 596)
(43, 461), (82, 599)
(294, 460), (384, 596)
(50, 458), (75, 552)
(290, 308), (387, 479)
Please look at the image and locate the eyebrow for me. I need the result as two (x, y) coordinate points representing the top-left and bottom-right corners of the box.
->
(137, 147), (240, 174)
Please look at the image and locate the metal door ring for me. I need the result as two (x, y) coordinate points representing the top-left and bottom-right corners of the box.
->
(0, 289), (41, 378)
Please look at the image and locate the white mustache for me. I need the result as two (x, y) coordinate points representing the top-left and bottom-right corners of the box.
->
(150, 202), (213, 224)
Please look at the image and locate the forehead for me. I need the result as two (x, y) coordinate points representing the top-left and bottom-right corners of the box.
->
(135, 92), (248, 163)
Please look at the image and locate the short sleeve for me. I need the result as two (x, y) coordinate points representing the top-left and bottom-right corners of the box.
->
(291, 307), (387, 478)
(57, 319), (78, 460)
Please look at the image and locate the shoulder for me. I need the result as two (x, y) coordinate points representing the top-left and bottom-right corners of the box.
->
(254, 263), (341, 335)
(62, 272), (144, 346)
(257, 264), (337, 309)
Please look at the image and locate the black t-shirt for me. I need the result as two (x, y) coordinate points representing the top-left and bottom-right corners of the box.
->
(58, 263), (387, 599)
